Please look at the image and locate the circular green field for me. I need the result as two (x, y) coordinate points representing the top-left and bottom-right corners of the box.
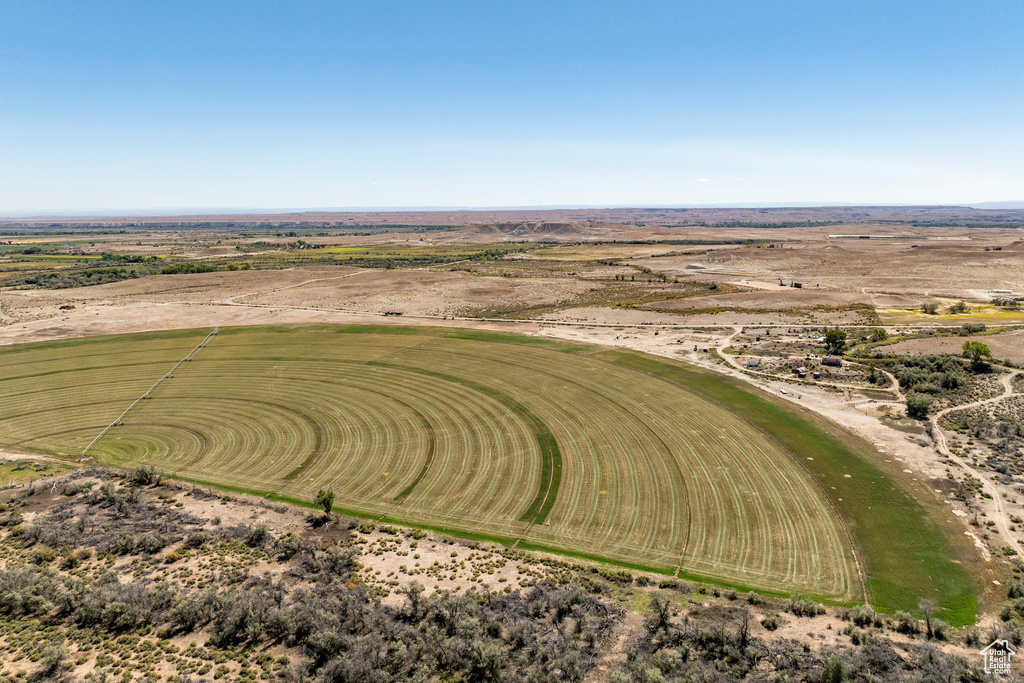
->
(0, 326), (862, 598)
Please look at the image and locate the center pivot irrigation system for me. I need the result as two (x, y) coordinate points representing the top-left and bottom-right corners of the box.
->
(78, 328), (219, 460)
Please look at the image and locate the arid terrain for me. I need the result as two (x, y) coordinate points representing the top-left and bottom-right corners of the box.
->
(0, 466), (1012, 681)
(3, 207), (1024, 678)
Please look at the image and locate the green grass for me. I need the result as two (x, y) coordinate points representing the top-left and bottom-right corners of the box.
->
(364, 360), (563, 525)
(0, 324), (977, 618)
(602, 351), (978, 625)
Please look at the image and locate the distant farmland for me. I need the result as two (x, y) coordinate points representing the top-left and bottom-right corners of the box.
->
(0, 326), (976, 616)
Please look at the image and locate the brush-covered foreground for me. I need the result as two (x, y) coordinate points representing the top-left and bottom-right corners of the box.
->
(0, 471), (1001, 682)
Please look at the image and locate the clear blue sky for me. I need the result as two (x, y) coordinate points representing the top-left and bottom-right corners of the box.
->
(2, 1), (1022, 213)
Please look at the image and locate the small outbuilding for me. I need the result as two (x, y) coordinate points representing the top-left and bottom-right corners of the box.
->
(746, 360), (760, 368)
(821, 356), (843, 367)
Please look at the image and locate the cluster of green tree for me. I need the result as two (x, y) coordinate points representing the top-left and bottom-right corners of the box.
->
(962, 341), (992, 369)
(883, 344), (994, 419)
(9, 266), (146, 288)
(593, 239), (755, 245)
(823, 329), (847, 355)
(887, 355), (970, 395)
(906, 221), (1024, 228)
(8, 257), (252, 288)
(158, 263), (219, 275)
(100, 253), (161, 264)
(344, 247), (527, 269)
(921, 300), (975, 315)
(0, 228), (130, 235)
(692, 220), (842, 228)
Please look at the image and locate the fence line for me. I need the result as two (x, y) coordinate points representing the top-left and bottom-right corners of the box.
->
(79, 328), (219, 459)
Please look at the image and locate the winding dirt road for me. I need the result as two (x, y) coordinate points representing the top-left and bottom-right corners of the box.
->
(928, 369), (1022, 547)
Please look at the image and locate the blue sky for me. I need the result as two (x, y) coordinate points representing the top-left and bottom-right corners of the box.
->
(1, 1), (1022, 213)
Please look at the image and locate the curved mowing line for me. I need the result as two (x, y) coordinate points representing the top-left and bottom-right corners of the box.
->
(0, 359), (193, 386)
(392, 403), (436, 502)
(365, 360), (562, 525)
(281, 410), (325, 481)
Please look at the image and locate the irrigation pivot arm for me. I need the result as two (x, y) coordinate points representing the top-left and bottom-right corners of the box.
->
(79, 328), (218, 460)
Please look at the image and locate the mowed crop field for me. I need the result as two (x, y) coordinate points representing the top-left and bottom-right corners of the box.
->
(0, 326), (977, 616)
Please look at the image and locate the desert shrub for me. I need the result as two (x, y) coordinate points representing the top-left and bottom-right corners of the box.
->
(849, 604), (882, 628)
(322, 545), (359, 577)
(0, 510), (23, 527)
(788, 597), (823, 617)
(184, 531), (210, 549)
(76, 582), (172, 632)
(129, 466), (161, 486)
(171, 592), (217, 633)
(658, 579), (692, 593)
(821, 655), (849, 683)
(61, 480), (95, 496)
(37, 642), (68, 678)
(31, 546), (57, 564)
(761, 615), (779, 631)
(0, 569), (67, 617)
(894, 611), (920, 635)
(245, 522), (272, 548)
(272, 532), (305, 560)
(596, 567), (633, 584)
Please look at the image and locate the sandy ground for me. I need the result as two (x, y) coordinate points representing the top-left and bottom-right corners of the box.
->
(645, 289), (909, 310)
(634, 235), (1024, 298)
(542, 305), (872, 326)
(239, 269), (590, 317)
(882, 330), (1024, 365)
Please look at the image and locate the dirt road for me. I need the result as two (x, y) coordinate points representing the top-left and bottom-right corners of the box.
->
(930, 369), (1022, 549)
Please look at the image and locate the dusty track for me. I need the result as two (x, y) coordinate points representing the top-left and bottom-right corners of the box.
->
(930, 369), (1023, 550)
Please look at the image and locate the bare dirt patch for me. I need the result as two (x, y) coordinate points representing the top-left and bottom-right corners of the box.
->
(882, 330), (1024, 365)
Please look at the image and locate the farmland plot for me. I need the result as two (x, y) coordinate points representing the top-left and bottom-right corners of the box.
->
(0, 326), (859, 598)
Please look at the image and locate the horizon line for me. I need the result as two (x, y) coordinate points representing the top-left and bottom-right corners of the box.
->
(5, 201), (1024, 221)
